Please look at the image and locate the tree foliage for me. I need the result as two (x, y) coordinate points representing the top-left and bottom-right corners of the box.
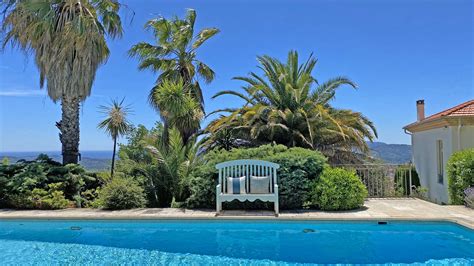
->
(2, 0), (123, 164)
(205, 51), (377, 164)
(129, 9), (218, 142)
(98, 98), (132, 177)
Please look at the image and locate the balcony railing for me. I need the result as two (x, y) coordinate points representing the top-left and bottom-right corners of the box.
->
(334, 164), (415, 198)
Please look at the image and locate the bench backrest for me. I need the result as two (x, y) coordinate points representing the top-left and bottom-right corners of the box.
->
(216, 159), (280, 194)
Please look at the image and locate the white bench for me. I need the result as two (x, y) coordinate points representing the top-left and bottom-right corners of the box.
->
(215, 159), (280, 215)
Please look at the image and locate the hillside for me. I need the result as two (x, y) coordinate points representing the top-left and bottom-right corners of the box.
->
(1, 142), (412, 170)
(368, 142), (412, 164)
(0, 151), (111, 172)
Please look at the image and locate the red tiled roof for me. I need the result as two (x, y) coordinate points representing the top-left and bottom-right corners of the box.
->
(424, 99), (474, 120)
(404, 99), (474, 130)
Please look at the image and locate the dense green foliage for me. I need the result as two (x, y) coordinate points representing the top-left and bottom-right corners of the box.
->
(185, 144), (327, 209)
(30, 183), (71, 209)
(95, 177), (147, 210)
(205, 51), (376, 164)
(0, 155), (103, 209)
(447, 149), (474, 204)
(310, 167), (367, 210)
(117, 124), (200, 207)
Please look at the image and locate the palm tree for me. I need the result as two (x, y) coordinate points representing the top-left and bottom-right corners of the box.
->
(144, 127), (201, 204)
(150, 78), (204, 143)
(129, 9), (218, 142)
(1, 0), (122, 164)
(98, 99), (132, 177)
(206, 51), (377, 163)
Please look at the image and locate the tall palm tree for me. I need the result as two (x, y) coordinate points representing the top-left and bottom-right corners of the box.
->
(98, 99), (132, 177)
(1, 0), (122, 164)
(129, 9), (218, 142)
(206, 51), (377, 163)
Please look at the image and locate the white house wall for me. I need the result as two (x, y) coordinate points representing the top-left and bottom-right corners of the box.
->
(411, 127), (453, 204)
(456, 125), (474, 151)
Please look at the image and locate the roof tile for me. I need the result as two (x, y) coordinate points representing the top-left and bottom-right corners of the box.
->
(424, 99), (474, 120)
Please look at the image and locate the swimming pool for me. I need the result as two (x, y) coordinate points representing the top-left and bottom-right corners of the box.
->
(0, 220), (473, 265)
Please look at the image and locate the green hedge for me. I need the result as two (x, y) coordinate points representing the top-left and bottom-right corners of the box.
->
(310, 167), (367, 211)
(185, 144), (327, 209)
(447, 149), (474, 204)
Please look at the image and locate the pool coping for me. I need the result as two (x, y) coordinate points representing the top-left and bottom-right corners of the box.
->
(1, 215), (472, 230)
(1, 199), (473, 230)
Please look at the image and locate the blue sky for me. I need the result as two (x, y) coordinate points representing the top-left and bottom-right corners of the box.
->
(0, 0), (473, 152)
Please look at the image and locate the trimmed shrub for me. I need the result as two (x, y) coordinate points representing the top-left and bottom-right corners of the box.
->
(447, 149), (474, 204)
(96, 178), (147, 210)
(185, 144), (327, 209)
(310, 167), (368, 211)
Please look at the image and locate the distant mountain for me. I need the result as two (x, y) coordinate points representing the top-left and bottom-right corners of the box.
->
(0, 151), (111, 172)
(368, 142), (412, 164)
(1, 142), (412, 170)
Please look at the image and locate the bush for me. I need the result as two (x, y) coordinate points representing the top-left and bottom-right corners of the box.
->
(30, 183), (71, 209)
(0, 155), (103, 209)
(185, 144), (327, 209)
(411, 186), (429, 201)
(96, 178), (147, 210)
(447, 149), (474, 204)
(394, 166), (420, 196)
(310, 167), (368, 211)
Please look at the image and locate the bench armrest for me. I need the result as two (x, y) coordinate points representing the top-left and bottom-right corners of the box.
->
(216, 184), (222, 194)
(274, 184), (278, 194)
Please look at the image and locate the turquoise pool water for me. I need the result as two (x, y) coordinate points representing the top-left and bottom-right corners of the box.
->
(0, 220), (473, 265)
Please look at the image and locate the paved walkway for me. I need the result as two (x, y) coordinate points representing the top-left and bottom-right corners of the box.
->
(1, 198), (473, 229)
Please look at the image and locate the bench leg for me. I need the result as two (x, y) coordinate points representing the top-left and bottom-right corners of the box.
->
(216, 198), (222, 214)
(274, 200), (279, 216)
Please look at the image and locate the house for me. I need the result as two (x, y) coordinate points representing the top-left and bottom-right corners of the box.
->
(404, 99), (474, 204)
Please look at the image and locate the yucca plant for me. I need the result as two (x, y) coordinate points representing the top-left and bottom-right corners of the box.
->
(150, 78), (204, 144)
(98, 99), (132, 177)
(1, 0), (123, 164)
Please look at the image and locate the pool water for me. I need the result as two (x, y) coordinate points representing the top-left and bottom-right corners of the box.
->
(0, 220), (473, 265)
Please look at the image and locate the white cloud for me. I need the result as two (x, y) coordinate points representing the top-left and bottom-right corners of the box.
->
(0, 89), (46, 97)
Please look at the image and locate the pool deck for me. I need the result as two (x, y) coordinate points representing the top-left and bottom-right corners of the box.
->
(1, 198), (473, 229)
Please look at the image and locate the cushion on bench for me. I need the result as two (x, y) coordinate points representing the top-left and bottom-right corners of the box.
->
(249, 175), (270, 194)
(226, 176), (246, 194)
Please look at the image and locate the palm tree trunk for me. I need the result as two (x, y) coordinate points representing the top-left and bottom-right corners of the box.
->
(58, 96), (80, 165)
(162, 119), (170, 147)
(110, 136), (117, 178)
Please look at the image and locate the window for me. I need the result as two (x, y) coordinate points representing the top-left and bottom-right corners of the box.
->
(437, 140), (444, 184)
